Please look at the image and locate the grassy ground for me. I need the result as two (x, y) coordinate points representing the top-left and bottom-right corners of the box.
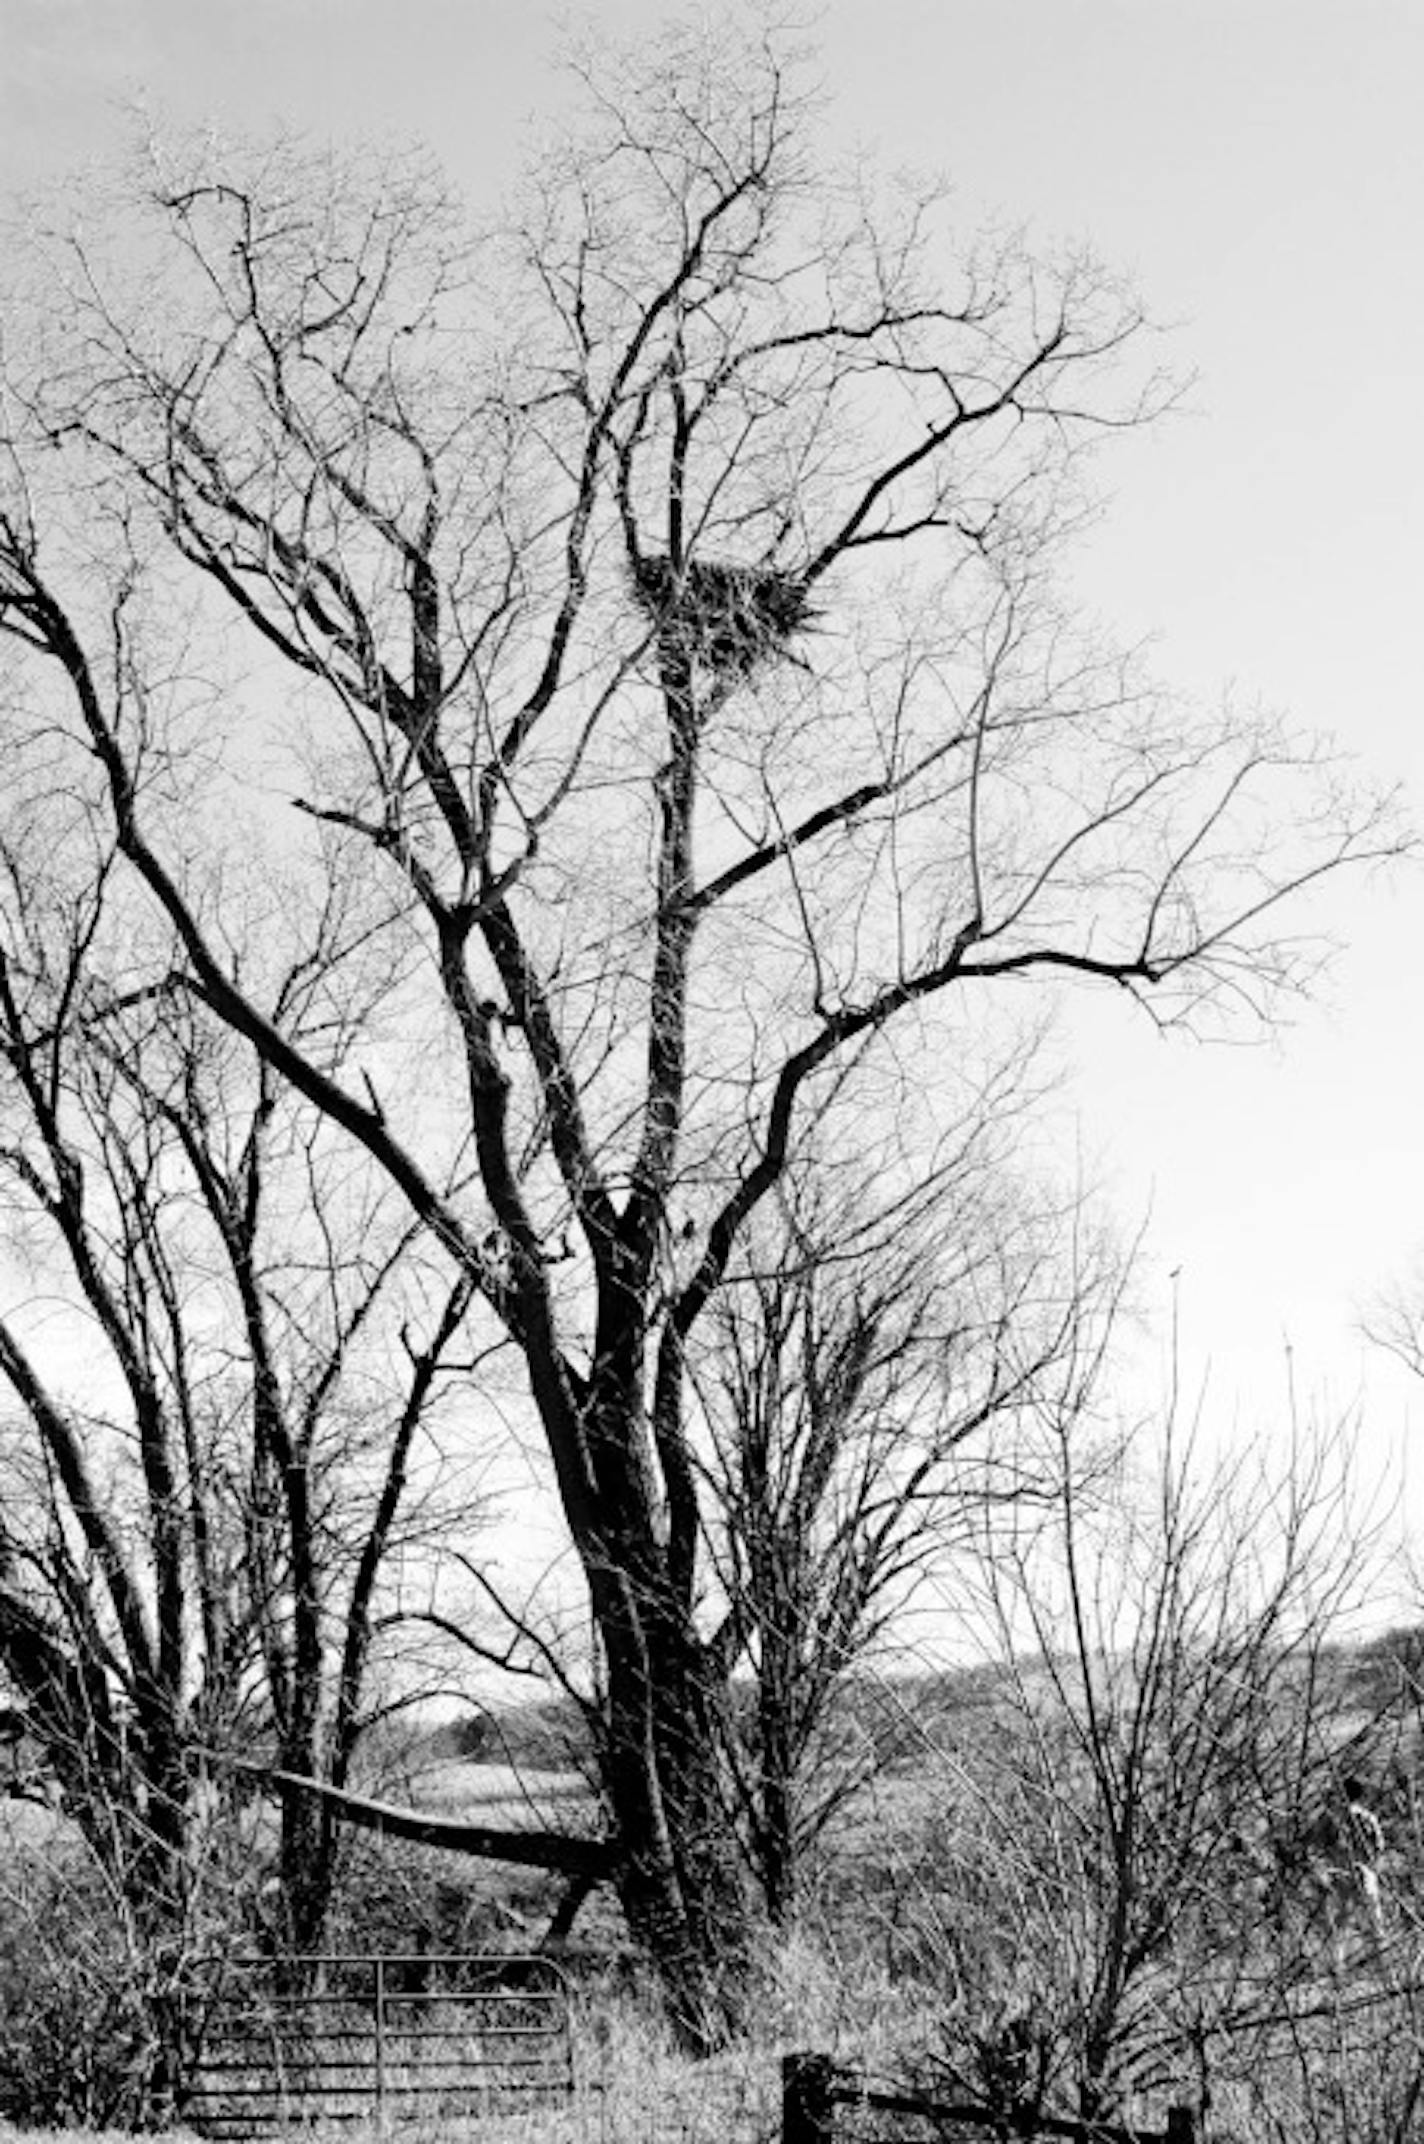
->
(0, 1939), (889, 2144)
(4, 1658), (1421, 2142)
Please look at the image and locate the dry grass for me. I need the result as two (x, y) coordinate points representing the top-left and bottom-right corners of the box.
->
(0, 1929), (927, 2144)
(5, 1664), (1421, 2143)
(0, 2131), (139, 2144)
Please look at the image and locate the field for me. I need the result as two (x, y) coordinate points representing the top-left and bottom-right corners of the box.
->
(2, 1646), (1423, 2144)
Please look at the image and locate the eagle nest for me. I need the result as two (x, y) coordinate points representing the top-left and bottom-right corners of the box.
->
(629, 554), (819, 676)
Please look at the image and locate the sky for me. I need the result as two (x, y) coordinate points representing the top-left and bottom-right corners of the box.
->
(2, 0), (1422, 1554)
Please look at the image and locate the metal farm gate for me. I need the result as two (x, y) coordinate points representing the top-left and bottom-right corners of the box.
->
(184, 1953), (574, 2138)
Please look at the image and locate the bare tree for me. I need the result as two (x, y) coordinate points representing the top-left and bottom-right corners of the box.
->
(0, 801), (483, 2077)
(694, 1097), (1126, 1923)
(0, 17), (1404, 2045)
(934, 1414), (1401, 2128)
(1363, 1267), (1424, 1403)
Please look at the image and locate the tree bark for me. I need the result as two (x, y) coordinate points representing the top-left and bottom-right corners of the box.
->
(599, 1602), (753, 2049)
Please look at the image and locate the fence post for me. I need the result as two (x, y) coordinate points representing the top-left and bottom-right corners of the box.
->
(782, 2052), (841, 2144)
(374, 1956), (386, 2111)
(1165, 2106), (1197, 2144)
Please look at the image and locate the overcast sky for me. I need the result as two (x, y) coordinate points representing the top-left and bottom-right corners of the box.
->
(3, 0), (1422, 1550)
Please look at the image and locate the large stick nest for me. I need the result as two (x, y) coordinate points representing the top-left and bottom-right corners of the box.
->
(629, 554), (820, 677)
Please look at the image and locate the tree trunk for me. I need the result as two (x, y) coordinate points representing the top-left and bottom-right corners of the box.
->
(598, 1581), (755, 2052)
(756, 1741), (797, 1926)
(278, 1778), (339, 1956)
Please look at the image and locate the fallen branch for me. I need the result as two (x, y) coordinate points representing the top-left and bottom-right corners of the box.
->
(213, 1753), (616, 1881)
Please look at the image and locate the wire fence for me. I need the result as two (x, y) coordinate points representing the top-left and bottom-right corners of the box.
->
(781, 2052), (1198, 2144)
